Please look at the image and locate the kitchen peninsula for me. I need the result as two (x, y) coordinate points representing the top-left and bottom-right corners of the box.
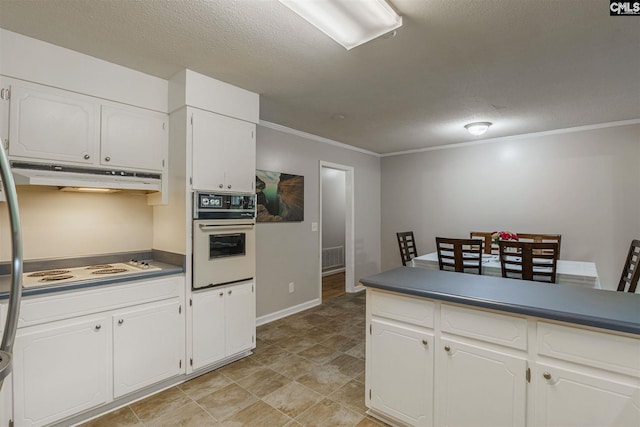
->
(361, 267), (640, 427)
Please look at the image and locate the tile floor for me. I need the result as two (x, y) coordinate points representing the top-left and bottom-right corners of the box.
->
(81, 290), (388, 427)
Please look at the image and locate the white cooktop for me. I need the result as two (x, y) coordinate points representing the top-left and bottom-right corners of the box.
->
(22, 262), (161, 289)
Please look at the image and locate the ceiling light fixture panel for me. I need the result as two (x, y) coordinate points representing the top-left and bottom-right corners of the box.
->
(279, 0), (402, 50)
(464, 122), (492, 136)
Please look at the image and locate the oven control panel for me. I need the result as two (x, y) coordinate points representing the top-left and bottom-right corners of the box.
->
(194, 192), (255, 219)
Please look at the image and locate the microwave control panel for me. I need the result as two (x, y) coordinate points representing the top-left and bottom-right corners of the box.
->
(194, 192), (255, 219)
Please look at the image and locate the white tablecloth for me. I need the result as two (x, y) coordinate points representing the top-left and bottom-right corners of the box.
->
(410, 252), (601, 289)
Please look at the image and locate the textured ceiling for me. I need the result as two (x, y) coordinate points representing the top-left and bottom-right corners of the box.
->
(0, 0), (638, 154)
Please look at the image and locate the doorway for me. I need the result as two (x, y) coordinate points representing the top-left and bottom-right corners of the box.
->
(319, 161), (355, 302)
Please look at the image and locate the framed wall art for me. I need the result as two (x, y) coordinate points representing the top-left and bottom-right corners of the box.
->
(255, 169), (304, 222)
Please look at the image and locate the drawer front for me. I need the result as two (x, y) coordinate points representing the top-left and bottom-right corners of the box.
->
(537, 322), (640, 377)
(19, 275), (184, 327)
(370, 289), (434, 328)
(441, 304), (527, 350)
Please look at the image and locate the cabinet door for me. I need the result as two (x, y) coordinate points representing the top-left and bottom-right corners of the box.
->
(534, 363), (640, 427)
(100, 104), (167, 172)
(225, 281), (256, 356)
(436, 338), (526, 427)
(13, 315), (110, 427)
(113, 299), (184, 398)
(191, 288), (226, 370)
(368, 318), (433, 427)
(0, 373), (13, 427)
(191, 109), (256, 192)
(7, 81), (99, 164)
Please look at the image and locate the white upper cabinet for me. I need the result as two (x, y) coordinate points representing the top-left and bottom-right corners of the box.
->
(7, 81), (99, 164)
(1, 77), (167, 173)
(191, 108), (256, 193)
(101, 104), (167, 171)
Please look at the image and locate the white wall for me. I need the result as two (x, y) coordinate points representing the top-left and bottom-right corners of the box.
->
(0, 187), (153, 260)
(256, 125), (380, 319)
(321, 167), (346, 252)
(380, 123), (640, 290)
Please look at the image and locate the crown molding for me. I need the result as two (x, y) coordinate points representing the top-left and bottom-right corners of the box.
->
(258, 121), (381, 157)
(380, 119), (640, 157)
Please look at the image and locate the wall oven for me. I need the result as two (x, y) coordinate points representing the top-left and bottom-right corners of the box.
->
(192, 192), (256, 290)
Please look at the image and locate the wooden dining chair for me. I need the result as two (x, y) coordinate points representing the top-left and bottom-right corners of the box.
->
(397, 231), (418, 266)
(516, 233), (562, 257)
(436, 237), (484, 275)
(617, 239), (640, 293)
(470, 232), (495, 254)
(499, 241), (559, 283)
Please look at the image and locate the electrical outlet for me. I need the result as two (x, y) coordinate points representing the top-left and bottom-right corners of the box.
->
(289, 282), (294, 293)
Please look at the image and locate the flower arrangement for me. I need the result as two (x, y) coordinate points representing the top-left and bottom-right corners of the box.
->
(492, 231), (518, 245)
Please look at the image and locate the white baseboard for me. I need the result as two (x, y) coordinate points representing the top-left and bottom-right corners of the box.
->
(256, 298), (321, 326)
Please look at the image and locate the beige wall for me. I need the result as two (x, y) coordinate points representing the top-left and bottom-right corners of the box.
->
(256, 125), (381, 318)
(0, 186), (153, 261)
(380, 123), (640, 290)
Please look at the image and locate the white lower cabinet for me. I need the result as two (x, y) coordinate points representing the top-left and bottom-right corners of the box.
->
(113, 298), (184, 398)
(10, 275), (185, 426)
(0, 373), (13, 427)
(534, 363), (640, 427)
(13, 314), (110, 427)
(191, 281), (255, 371)
(368, 318), (433, 427)
(435, 338), (527, 427)
(366, 289), (640, 427)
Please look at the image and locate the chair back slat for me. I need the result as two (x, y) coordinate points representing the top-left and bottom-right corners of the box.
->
(516, 233), (562, 257)
(436, 237), (483, 275)
(397, 231), (418, 266)
(499, 241), (559, 283)
(470, 232), (495, 254)
(617, 239), (640, 293)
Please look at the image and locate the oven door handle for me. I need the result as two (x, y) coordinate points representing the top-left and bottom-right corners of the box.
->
(198, 224), (255, 232)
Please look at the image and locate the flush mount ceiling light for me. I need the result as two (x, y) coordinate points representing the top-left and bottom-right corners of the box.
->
(464, 122), (492, 136)
(279, 0), (402, 50)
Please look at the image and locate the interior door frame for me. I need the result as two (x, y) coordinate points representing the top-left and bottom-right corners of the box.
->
(319, 161), (356, 295)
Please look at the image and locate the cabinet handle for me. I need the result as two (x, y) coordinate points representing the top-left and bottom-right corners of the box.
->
(95, 324), (102, 331)
(219, 292), (224, 297)
(421, 339), (428, 346)
(118, 319), (124, 325)
(84, 154), (90, 160)
(219, 184), (223, 188)
(444, 345), (450, 352)
(105, 156), (111, 162)
(227, 184), (232, 189)
(228, 290), (233, 295)
(543, 372), (552, 380)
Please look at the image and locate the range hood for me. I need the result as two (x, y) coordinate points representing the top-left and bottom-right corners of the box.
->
(10, 162), (162, 192)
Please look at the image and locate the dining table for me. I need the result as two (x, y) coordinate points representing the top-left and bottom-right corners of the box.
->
(410, 252), (601, 289)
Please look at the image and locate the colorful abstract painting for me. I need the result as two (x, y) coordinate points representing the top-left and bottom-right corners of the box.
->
(255, 169), (304, 222)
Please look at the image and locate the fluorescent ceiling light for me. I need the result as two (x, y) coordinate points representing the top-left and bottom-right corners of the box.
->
(279, 0), (402, 50)
(464, 122), (492, 136)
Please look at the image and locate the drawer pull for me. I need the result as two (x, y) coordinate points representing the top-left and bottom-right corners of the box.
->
(118, 319), (124, 325)
(95, 324), (101, 331)
(219, 292), (224, 297)
(444, 345), (451, 352)
(228, 290), (233, 295)
(543, 372), (552, 380)
(422, 339), (428, 346)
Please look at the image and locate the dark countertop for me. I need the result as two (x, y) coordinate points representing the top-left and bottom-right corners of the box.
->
(360, 267), (640, 335)
(0, 250), (185, 299)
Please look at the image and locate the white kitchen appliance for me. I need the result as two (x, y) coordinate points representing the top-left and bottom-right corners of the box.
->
(21, 261), (161, 289)
(192, 192), (256, 290)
